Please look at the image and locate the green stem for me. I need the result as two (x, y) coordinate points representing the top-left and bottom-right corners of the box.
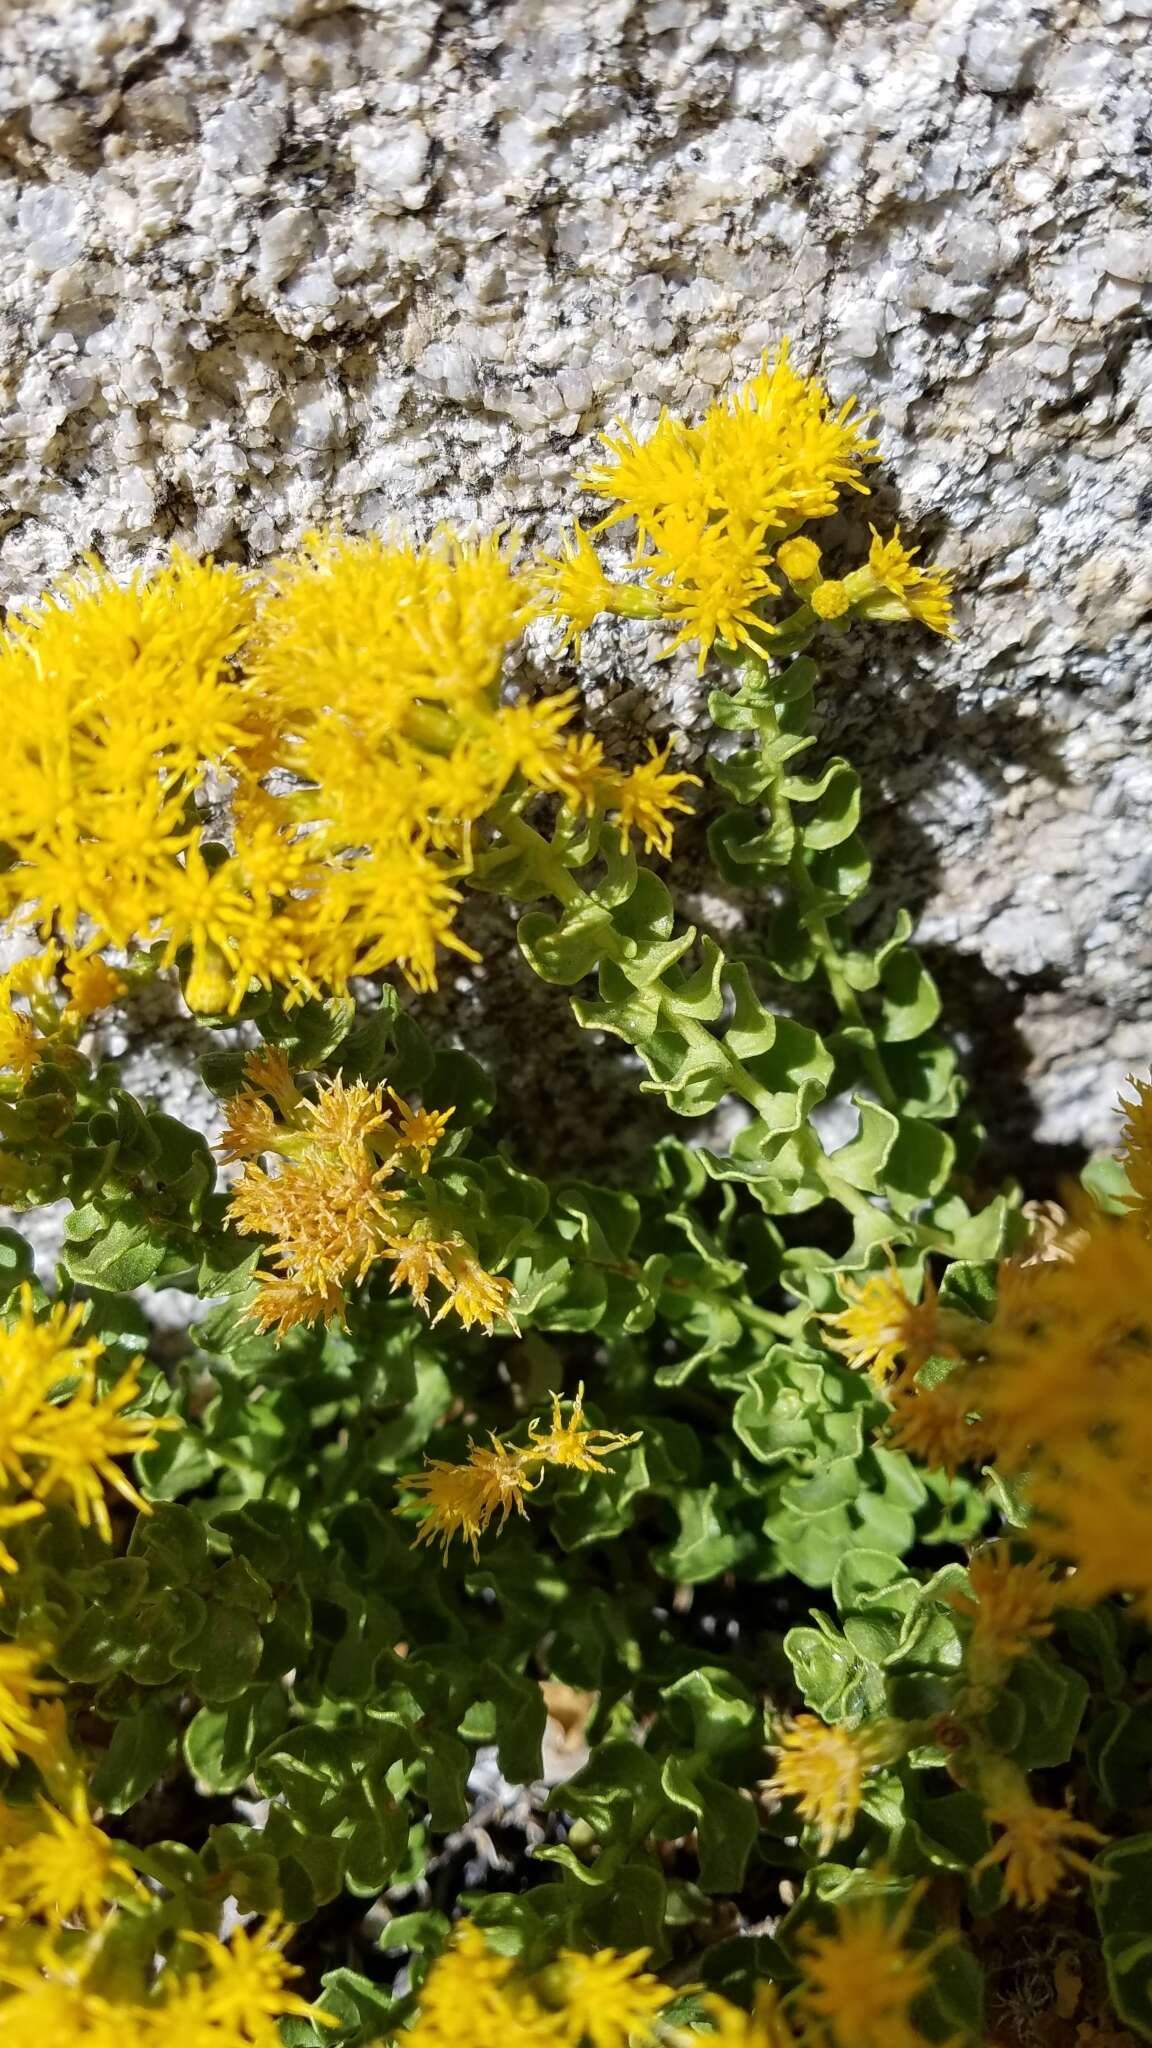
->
(482, 800), (879, 1232)
(738, 660), (899, 1112)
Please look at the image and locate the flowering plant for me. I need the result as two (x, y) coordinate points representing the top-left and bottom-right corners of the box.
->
(0, 346), (1147, 2048)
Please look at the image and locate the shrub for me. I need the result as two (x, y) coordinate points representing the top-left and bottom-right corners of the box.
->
(0, 344), (1146, 2048)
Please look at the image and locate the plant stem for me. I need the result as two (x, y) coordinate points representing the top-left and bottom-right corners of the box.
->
(481, 800), (880, 1233)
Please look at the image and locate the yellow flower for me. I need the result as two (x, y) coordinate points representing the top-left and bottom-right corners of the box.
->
(651, 520), (779, 671)
(764, 1715), (889, 1854)
(1, 531), (698, 1012)
(533, 526), (627, 649)
(391, 1092), (453, 1173)
(0, 1289), (170, 1543)
(859, 526), (955, 636)
(974, 1766), (1105, 1908)
(60, 955), (126, 1020)
(399, 1387), (637, 1561)
(219, 1090), (278, 1164)
(1117, 1071), (1152, 1226)
(971, 1201), (1152, 1610)
(579, 344), (877, 668)
(820, 1258), (947, 1387)
(776, 537), (823, 583)
(810, 578), (850, 621)
(540, 1947), (673, 2048)
(430, 1243), (518, 1334)
(0, 1643), (62, 1769)
(796, 1885), (938, 2048)
(0, 1787), (142, 1926)
(174, 1913), (324, 2034)
(222, 1071), (508, 1339)
(678, 1985), (798, 2048)
(242, 1046), (302, 1121)
(527, 1384), (640, 1473)
(0, 1973), (122, 2045)
(401, 1924), (551, 2048)
(610, 742), (699, 857)
(949, 1547), (1057, 1681)
(0, 1006), (43, 1085)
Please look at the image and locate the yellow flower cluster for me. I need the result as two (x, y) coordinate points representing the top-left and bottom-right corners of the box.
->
(537, 344), (954, 668)
(854, 1086), (1152, 1616)
(0, 539), (697, 1027)
(0, 1286), (169, 1569)
(0, 947), (127, 1091)
(0, 1655), (328, 2048)
(222, 1055), (512, 1338)
(399, 1385), (638, 1560)
(0, 1902), (323, 2046)
(398, 1900), (941, 2048)
(970, 1202), (1152, 1612)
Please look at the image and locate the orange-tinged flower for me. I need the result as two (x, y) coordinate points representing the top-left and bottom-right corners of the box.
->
(975, 1766), (1105, 1909)
(949, 1547), (1057, 1681)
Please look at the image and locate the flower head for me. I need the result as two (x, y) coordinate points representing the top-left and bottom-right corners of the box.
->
(776, 537), (823, 583)
(0, 1644), (62, 1770)
(0, 1787), (141, 1926)
(764, 1715), (889, 1854)
(810, 578), (850, 621)
(540, 1947), (673, 2048)
(974, 1766), (1105, 1908)
(174, 1912), (321, 2034)
(796, 1885), (939, 2048)
(820, 1258), (948, 1387)
(527, 1385), (640, 1472)
(399, 1386), (637, 1562)
(222, 1071), (509, 1339)
(579, 344), (877, 667)
(949, 1547), (1057, 1682)
(971, 1200), (1152, 1610)
(0, 1289), (170, 1544)
(609, 742), (699, 857)
(533, 526), (628, 651)
(860, 526), (955, 637)
(886, 1371), (984, 1473)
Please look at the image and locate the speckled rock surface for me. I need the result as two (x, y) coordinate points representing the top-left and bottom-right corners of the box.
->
(2, 0), (1151, 1176)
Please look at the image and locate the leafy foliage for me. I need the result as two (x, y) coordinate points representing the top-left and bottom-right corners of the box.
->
(0, 353), (1142, 2048)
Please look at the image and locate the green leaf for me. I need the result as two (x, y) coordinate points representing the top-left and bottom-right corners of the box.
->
(1095, 1835), (1152, 2040)
(184, 1685), (290, 1794)
(661, 1755), (758, 1893)
(654, 1487), (739, 1584)
(878, 949), (942, 1043)
(0, 1226), (33, 1300)
(89, 1698), (180, 1813)
(423, 1731), (472, 1832)
(983, 1650), (1089, 1771)
(60, 1202), (168, 1291)
(661, 1668), (757, 1758)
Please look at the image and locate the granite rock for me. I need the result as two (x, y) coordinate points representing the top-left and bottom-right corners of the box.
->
(1, 0), (1150, 1180)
